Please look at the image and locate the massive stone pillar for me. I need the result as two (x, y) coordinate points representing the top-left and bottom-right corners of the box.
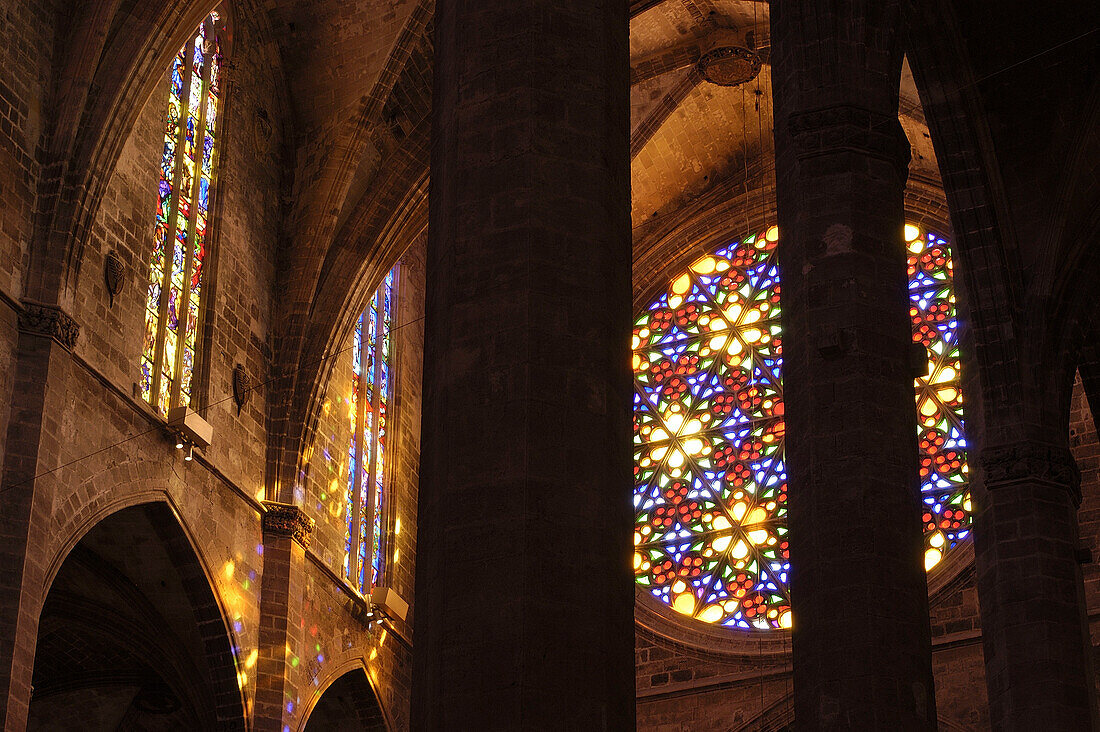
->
(253, 503), (312, 731)
(770, 3), (937, 727)
(412, 1), (633, 727)
(976, 441), (1095, 728)
(0, 304), (78, 730)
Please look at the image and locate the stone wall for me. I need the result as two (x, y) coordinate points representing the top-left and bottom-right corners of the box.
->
(0, 2), (423, 727)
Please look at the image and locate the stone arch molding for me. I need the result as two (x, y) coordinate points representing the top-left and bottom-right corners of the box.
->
(298, 658), (391, 732)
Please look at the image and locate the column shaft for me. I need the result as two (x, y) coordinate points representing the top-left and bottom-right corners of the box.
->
(254, 505), (312, 731)
(771, 3), (937, 726)
(0, 314), (78, 729)
(413, 0), (633, 727)
(977, 442), (1096, 729)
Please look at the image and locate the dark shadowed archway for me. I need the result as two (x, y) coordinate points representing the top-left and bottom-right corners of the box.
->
(304, 669), (386, 731)
(28, 502), (245, 730)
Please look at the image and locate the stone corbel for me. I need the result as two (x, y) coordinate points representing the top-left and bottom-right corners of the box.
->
(979, 443), (1081, 505)
(17, 301), (80, 350)
(261, 501), (315, 548)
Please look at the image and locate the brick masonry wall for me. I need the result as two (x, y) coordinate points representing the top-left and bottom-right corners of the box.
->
(0, 0), (60, 298)
(41, 15), (291, 710)
(39, 359), (265, 713)
(0, 0), (63, 476)
(1071, 372), (1100, 705)
(0, 307), (14, 487)
(302, 236), (423, 600)
(0, 3), (423, 727)
(305, 325), (357, 575)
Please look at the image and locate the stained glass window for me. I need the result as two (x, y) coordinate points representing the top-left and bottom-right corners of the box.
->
(632, 223), (970, 630)
(140, 11), (225, 414)
(345, 268), (396, 594)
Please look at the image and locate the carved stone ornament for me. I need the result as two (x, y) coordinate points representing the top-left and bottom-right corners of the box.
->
(254, 108), (273, 156)
(697, 45), (761, 87)
(104, 250), (125, 307)
(17, 301), (79, 350)
(232, 364), (251, 415)
(980, 443), (1081, 504)
(261, 501), (315, 547)
(788, 104), (912, 176)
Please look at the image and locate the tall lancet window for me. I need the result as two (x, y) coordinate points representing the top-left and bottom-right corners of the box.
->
(140, 11), (226, 414)
(346, 268), (396, 593)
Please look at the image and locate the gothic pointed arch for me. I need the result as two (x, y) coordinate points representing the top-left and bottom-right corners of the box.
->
(302, 665), (388, 731)
(31, 501), (246, 729)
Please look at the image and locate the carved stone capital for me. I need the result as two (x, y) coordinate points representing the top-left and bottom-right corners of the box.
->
(262, 501), (315, 547)
(17, 301), (79, 350)
(980, 443), (1081, 504)
(787, 104), (911, 177)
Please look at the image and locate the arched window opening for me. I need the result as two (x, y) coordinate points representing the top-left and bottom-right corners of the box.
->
(632, 224), (969, 630)
(140, 10), (226, 414)
(345, 268), (397, 594)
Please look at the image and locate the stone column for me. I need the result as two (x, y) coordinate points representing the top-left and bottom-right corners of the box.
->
(0, 303), (79, 729)
(412, 0), (633, 727)
(253, 503), (312, 731)
(976, 442), (1096, 728)
(771, 3), (937, 727)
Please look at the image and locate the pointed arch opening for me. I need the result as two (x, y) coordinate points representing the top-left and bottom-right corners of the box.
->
(303, 668), (386, 731)
(29, 503), (245, 730)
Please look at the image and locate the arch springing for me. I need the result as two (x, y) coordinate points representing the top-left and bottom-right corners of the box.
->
(632, 224), (970, 630)
(140, 11), (225, 414)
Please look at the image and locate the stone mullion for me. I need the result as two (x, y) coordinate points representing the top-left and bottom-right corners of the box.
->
(151, 43), (196, 412)
(413, 0), (633, 726)
(349, 311), (366, 588)
(0, 305), (79, 729)
(771, 3), (937, 727)
(361, 292), (384, 594)
(170, 33), (214, 411)
(975, 442), (1096, 728)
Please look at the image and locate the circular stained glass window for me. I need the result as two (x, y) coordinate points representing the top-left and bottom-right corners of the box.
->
(631, 224), (970, 630)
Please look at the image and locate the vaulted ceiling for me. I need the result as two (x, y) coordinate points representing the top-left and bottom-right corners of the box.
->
(259, 0), (423, 135)
(627, 0), (940, 231)
(249, 0), (939, 245)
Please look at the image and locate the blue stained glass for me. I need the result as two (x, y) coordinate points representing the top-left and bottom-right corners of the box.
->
(140, 12), (222, 413)
(344, 266), (398, 595)
(632, 224), (969, 632)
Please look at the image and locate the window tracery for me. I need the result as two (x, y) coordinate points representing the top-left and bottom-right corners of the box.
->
(632, 224), (970, 629)
(140, 11), (225, 414)
(345, 268), (396, 593)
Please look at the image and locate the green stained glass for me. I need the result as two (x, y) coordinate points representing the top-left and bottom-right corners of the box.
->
(632, 224), (970, 631)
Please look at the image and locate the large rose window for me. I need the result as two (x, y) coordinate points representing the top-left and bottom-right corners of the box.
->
(632, 224), (970, 630)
